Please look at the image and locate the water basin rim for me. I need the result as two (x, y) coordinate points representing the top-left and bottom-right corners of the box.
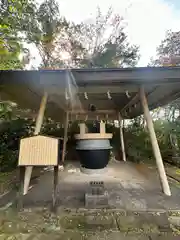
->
(74, 133), (113, 140)
(76, 146), (112, 150)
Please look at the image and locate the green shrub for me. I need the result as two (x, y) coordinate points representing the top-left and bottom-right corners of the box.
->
(1, 116), (180, 172)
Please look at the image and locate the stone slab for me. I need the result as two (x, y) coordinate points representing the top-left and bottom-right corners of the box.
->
(0, 233), (150, 240)
(59, 212), (118, 231)
(115, 212), (169, 234)
(1, 233), (179, 240)
(148, 233), (180, 240)
(85, 192), (109, 208)
(88, 232), (149, 240)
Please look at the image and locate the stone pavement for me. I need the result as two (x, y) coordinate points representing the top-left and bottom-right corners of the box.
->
(0, 208), (180, 239)
(18, 161), (180, 211)
(0, 232), (178, 239)
(1, 161), (180, 239)
(1, 161), (180, 212)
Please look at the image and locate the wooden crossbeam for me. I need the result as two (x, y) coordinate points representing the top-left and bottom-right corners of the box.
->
(78, 86), (139, 94)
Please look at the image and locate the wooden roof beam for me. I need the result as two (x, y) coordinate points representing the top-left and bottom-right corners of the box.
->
(120, 93), (139, 116)
(68, 109), (116, 114)
(78, 86), (139, 94)
(120, 86), (160, 117)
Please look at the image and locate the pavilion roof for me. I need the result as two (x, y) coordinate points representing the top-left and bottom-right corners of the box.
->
(1, 66), (180, 121)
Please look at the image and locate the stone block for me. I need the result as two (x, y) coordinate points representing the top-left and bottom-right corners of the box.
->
(89, 181), (105, 195)
(85, 191), (109, 208)
(85, 181), (109, 208)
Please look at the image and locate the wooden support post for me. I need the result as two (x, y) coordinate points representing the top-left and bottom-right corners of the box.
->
(118, 112), (126, 162)
(16, 166), (25, 210)
(79, 123), (86, 135)
(122, 119), (125, 129)
(61, 111), (69, 163)
(52, 166), (58, 212)
(23, 92), (48, 195)
(100, 121), (105, 134)
(23, 167), (32, 195)
(140, 86), (171, 196)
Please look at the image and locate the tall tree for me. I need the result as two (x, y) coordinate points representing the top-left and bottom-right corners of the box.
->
(149, 30), (180, 119)
(23, 0), (81, 69)
(149, 30), (180, 157)
(0, 0), (35, 69)
(51, 7), (140, 68)
(75, 7), (140, 68)
(0, 0), (36, 120)
(150, 30), (180, 66)
(25, 4), (139, 69)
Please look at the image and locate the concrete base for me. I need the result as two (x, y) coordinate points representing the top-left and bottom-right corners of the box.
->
(80, 167), (108, 175)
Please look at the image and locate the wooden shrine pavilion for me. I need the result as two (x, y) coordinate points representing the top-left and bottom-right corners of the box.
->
(1, 66), (180, 208)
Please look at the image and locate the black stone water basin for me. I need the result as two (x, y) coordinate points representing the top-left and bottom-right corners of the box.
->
(77, 149), (111, 169)
(76, 139), (112, 170)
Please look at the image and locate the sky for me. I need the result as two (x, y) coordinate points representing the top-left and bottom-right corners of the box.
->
(30, 0), (180, 68)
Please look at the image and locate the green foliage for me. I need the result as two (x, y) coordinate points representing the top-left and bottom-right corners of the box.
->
(124, 124), (152, 163)
(147, 30), (180, 163)
(1, 114), (180, 172)
(157, 31), (180, 62)
(0, 118), (34, 172)
(0, 102), (13, 120)
(74, 7), (139, 68)
(21, 0), (72, 68)
(25, 3), (139, 69)
(121, 119), (180, 164)
(150, 30), (180, 66)
(0, 0), (35, 69)
(1, 0), (139, 69)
